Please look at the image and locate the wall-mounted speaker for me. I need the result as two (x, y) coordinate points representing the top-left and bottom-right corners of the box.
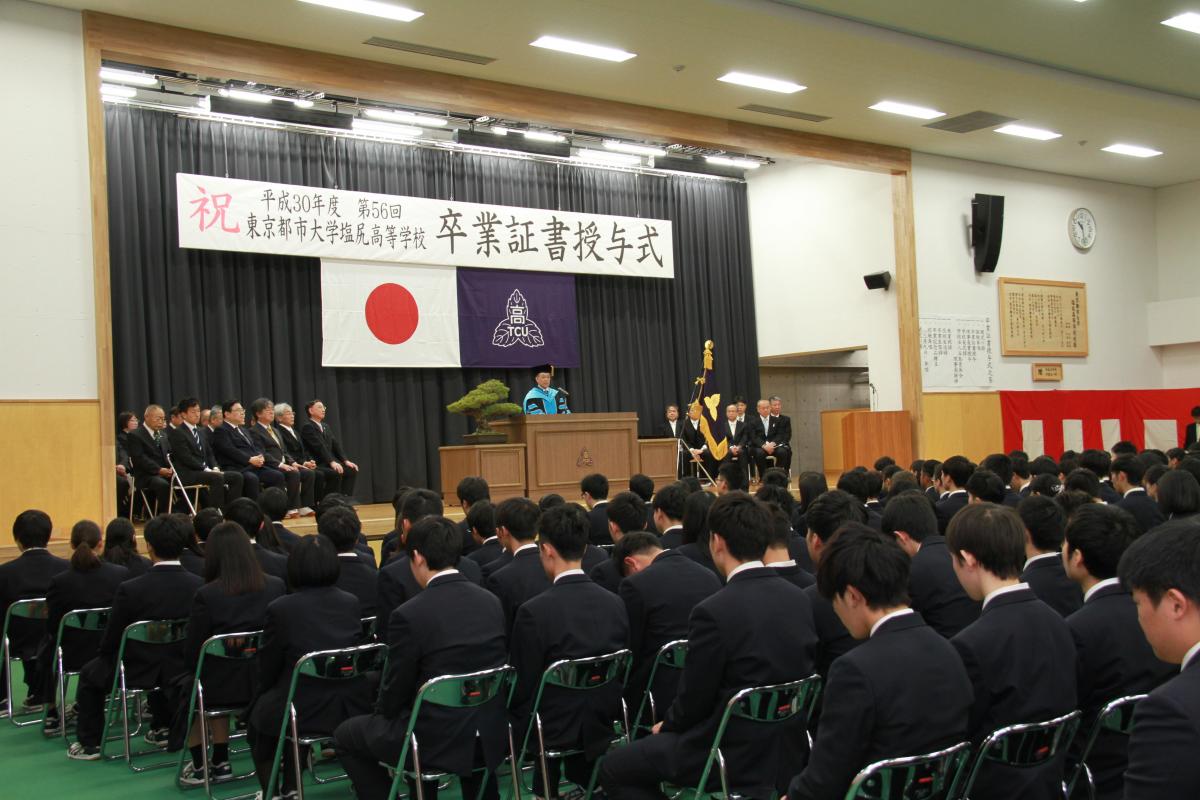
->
(863, 271), (892, 291)
(971, 193), (1004, 273)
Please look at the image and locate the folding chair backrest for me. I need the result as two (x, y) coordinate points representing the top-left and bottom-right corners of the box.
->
(541, 649), (632, 693)
(6, 598), (48, 625)
(361, 616), (377, 639)
(961, 710), (1081, 799)
(56, 607), (112, 669)
(1066, 695), (1146, 795)
(193, 630), (263, 681)
(843, 741), (971, 800)
(293, 642), (386, 683)
(61, 607), (111, 636)
(652, 639), (688, 673)
(415, 665), (514, 711)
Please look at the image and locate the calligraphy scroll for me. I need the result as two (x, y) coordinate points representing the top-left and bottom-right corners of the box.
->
(998, 278), (1088, 357)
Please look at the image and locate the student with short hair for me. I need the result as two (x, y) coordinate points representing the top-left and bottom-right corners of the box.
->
(981, 453), (1021, 507)
(486, 496), (552, 632)
(319, 505), (378, 616)
(455, 475), (490, 556)
(966, 468), (1007, 505)
(464, 500), (501, 566)
(1080, 449), (1120, 503)
(762, 502), (814, 588)
(947, 503), (1077, 800)
(804, 490), (868, 676)
(629, 473), (656, 531)
(590, 492), (648, 592)
(581, 473), (611, 545)
(1017, 495), (1083, 617)
(650, 482), (687, 548)
(259, 486), (302, 553)
(100, 517), (151, 577)
(715, 460), (748, 494)
(1156, 469), (1200, 523)
(1112, 455), (1166, 534)
(935, 456), (975, 533)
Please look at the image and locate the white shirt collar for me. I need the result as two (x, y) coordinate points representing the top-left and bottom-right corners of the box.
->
(1084, 577), (1122, 603)
(22, 547), (49, 553)
(726, 560), (765, 581)
(1124, 487), (1146, 498)
(1023, 552), (1060, 570)
(153, 560), (182, 567)
(337, 552), (360, 559)
(481, 536), (499, 545)
(982, 582), (1030, 610)
(514, 542), (539, 555)
(769, 559), (797, 568)
(184, 421), (197, 432)
(554, 568), (586, 583)
(1182, 641), (1200, 671)
(870, 608), (915, 638)
(662, 524), (683, 534)
(280, 423), (294, 434)
(946, 489), (966, 498)
(426, 568), (459, 586)
(592, 500), (608, 507)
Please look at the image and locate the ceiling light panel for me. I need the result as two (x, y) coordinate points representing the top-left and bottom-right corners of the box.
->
(530, 35), (636, 62)
(1162, 13), (1200, 35)
(573, 150), (642, 166)
(706, 155), (761, 169)
(1101, 143), (1163, 158)
(870, 100), (945, 119)
(602, 140), (666, 157)
(995, 124), (1062, 141)
(298, 0), (423, 22)
(352, 118), (423, 138)
(99, 67), (157, 86)
(717, 71), (805, 94)
(364, 108), (447, 127)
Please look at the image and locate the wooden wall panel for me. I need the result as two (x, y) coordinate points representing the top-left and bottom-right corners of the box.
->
(920, 392), (1004, 463)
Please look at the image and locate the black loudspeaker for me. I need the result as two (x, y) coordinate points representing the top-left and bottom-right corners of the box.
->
(971, 193), (1004, 273)
(863, 271), (892, 291)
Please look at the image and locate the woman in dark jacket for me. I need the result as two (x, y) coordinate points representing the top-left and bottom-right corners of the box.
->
(100, 518), (151, 577)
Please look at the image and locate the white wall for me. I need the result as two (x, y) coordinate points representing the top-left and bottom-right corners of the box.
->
(747, 161), (902, 409)
(0, 1), (96, 399)
(912, 152), (1161, 391)
(1153, 179), (1200, 383)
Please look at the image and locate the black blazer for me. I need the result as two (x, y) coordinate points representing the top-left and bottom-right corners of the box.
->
(167, 423), (220, 473)
(654, 420), (682, 440)
(934, 491), (969, 534)
(1097, 479), (1121, 505)
(618, 550), (721, 705)
(376, 554), (482, 640)
(126, 425), (170, 479)
(254, 543), (289, 584)
(725, 419), (747, 451)
(1021, 554), (1084, 617)
(272, 522), (303, 554)
(1, 549), (70, 655)
(951, 588), (1077, 800)
(1117, 489), (1166, 535)
(509, 574), (630, 755)
(661, 568), (816, 798)
(376, 573), (510, 775)
(805, 582), (861, 679)
(456, 518), (479, 556)
(466, 537), (504, 567)
(105, 553), (151, 578)
(1122, 656), (1200, 799)
(248, 422), (295, 469)
(335, 553), (379, 617)
(659, 526), (684, 550)
(1185, 422), (1200, 450)
(675, 541), (721, 578)
(769, 562), (815, 589)
(180, 548), (205, 577)
(789, 612), (974, 800)
(1067, 582), (1175, 795)
(588, 556), (623, 594)
(211, 422), (263, 471)
(770, 414), (792, 446)
(679, 421), (707, 453)
(481, 550), (513, 579)
(743, 416), (776, 449)
(588, 502), (612, 546)
(485, 546), (550, 632)
(275, 424), (309, 464)
(300, 419), (348, 465)
(909, 535), (981, 638)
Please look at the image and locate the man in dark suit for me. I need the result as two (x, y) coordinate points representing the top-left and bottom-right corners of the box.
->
(803, 490), (868, 678)
(788, 524), (974, 800)
(168, 397), (243, 511)
(745, 399), (790, 480)
(1080, 449), (1121, 504)
(934, 455), (974, 534)
(1063, 505), (1173, 800)
(1183, 405), (1200, 450)
(947, 503), (1078, 800)
(465, 501), (502, 566)
(335, 517), (509, 800)
(601, 492), (817, 800)
(614, 532), (721, 711)
(224, 498), (289, 584)
(125, 405), (175, 513)
(301, 399), (358, 501)
(248, 397), (315, 516)
(211, 400), (285, 501)
(510, 504), (630, 796)
(69, 516), (203, 759)
(454, 476), (489, 556)
(274, 402), (322, 499)
(884, 491), (980, 638)
(679, 404), (713, 482)
(722, 403), (748, 476)
(652, 482), (687, 549)
(581, 473), (612, 546)
(654, 404), (682, 440)
(485, 497), (550, 632)
(1017, 495), (1084, 617)
(588, 492), (648, 593)
(766, 396), (793, 474)
(1111, 455), (1166, 534)
(1117, 520), (1200, 798)
(319, 506), (378, 617)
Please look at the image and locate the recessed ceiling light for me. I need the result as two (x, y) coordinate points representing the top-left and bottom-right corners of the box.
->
(1162, 12), (1200, 34)
(351, 118), (423, 138)
(530, 35), (636, 62)
(99, 67), (157, 86)
(297, 0), (423, 23)
(100, 83), (137, 98)
(869, 100), (945, 119)
(602, 140), (666, 157)
(1101, 143), (1163, 158)
(364, 108), (447, 127)
(220, 88), (274, 104)
(706, 155), (761, 170)
(717, 71), (805, 94)
(573, 150), (642, 166)
(522, 130), (566, 143)
(995, 124), (1062, 141)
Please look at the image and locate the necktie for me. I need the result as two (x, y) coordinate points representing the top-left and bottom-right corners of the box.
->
(237, 426), (250, 445)
(192, 427), (200, 447)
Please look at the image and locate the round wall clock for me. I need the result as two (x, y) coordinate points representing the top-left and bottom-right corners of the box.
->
(1069, 207), (1096, 250)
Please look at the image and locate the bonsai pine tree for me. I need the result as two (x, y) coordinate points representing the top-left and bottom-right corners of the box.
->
(446, 379), (522, 433)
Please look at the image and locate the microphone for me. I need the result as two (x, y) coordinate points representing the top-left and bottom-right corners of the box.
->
(552, 385), (570, 398)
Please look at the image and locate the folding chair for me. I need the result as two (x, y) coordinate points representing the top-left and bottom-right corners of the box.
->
(3, 597), (49, 727)
(361, 616), (378, 641)
(175, 630), (263, 796)
(46, 606), (112, 743)
(515, 649), (634, 800)
(843, 741), (972, 800)
(265, 642), (387, 800)
(958, 710), (1082, 800)
(661, 673), (823, 800)
(383, 665), (517, 800)
(631, 639), (688, 739)
(167, 453), (207, 515)
(99, 617), (191, 771)
(1065, 695), (1146, 800)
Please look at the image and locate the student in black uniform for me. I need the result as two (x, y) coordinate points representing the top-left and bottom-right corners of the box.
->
(601, 492), (816, 800)
(883, 491), (980, 638)
(480, 496), (537, 579)
(464, 501), (502, 566)
(1156, 468), (1200, 524)
(246, 536), (368, 797)
(803, 490), (867, 678)
(980, 453), (1021, 507)
(100, 517), (151, 577)
(1117, 520), (1200, 799)
(454, 476), (490, 556)
(581, 473), (612, 546)
(335, 516), (509, 800)
(319, 506), (378, 617)
(1062, 504), (1173, 800)
(788, 524), (973, 800)
(650, 482), (687, 549)
(629, 474), (656, 532)
(1080, 449), (1120, 504)
(947, 503), (1078, 800)
(177, 523), (286, 784)
(485, 498), (551, 632)
(675, 491), (719, 577)
(223, 498), (288, 584)
(260, 487), (303, 554)
(589, 492), (647, 593)
(836, 471), (882, 530)
(69, 516), (203, 759)
(935, 456), (974, 533)
(1111, 455), (1166, 534)
(1017, 495), (1084, 617)
(762, 503), (814, 587)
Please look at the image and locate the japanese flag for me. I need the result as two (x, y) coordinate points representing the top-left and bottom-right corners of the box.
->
(321, 259), (460, 367)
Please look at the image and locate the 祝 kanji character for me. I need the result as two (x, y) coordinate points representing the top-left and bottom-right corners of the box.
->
(189, 186), (241, 233)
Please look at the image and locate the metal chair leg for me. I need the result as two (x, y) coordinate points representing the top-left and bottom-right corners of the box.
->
(508, 723), (522, 800)
(536, 715), (553, 800)
(290, 706), (305, 800)
(412, 734), (425, 800)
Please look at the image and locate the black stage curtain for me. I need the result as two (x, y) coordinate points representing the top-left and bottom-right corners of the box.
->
(105, 106), (760, 501)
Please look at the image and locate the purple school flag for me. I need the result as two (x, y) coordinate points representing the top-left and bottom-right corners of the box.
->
(457, 268), (580, 368)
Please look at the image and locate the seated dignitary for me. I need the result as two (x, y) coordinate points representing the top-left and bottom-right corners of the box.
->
(335, 517), (508, 800)
(762, 503), (815, 587)
(0, 510), (68, 715)
(651, 482), (687, 549)
(260, 487), (303, 554)
(125, 404), (174, 514)
(176, 523), (286, 784)
(246, 536), (369, 798)
(455, 476), (490, 556)
(654, 404), (682, 440)
(803, 490), (868, 678)
(211, 400), (284, 501)
(301, 399), (358, 500)
(745, 399), (790, 481)
(788, 524), (974, 800)
(679, 403), (715, 482)
(1018, 495), (1083, 617)
(581, 473), (612, 545)
(1116, 520), (1200, 799)
(510, 503), (630, 797)
(722, 403), (748, 474)
(486, 496), (551, 631)
(1062, 504), (1173, 800)
(766, 395), (794, 474)
(167, 397), (244, 511)
(601, 493), (816, 800)
(613, 531), (721, 712)
(223, 498), (288, 584)
(883, 491), (980, 639)
(946, 503), (1078, 800)
(465, 501), (502, 567)
(273, 401), (320, 496)
(248, 397), (316, 517)
(1112, 455), (1166, 534)
(319, 505), (379, 617)
(116, 411), (136, 517)
(934, 455), (974, 534)
(590, 491), (648, 593)
(69, 516), (203, 759)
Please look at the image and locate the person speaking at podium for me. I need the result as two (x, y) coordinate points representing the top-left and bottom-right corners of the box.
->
(523, 365), (570, 415)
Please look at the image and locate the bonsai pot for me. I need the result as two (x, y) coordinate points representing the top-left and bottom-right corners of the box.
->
(463, 431), (508, 445)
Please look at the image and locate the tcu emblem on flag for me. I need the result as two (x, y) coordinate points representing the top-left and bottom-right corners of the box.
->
(493, 290), (545, 348)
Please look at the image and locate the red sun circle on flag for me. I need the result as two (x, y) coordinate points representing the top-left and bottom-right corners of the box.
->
(364, 283), (419, 345)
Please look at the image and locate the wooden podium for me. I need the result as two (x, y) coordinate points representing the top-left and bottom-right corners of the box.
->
(492, 413), (639, 496)
(437, 443), (527, 504)
(837, 410), (912, 472)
